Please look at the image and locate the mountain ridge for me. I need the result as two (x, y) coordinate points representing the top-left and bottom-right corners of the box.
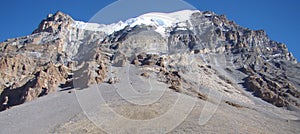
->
(0, 9), (300, 133)
(0, 9), (299, 116)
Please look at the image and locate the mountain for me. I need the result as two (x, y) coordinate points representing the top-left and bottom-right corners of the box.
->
(0, 10), (299, 133)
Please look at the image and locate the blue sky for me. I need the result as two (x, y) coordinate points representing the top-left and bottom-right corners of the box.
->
(0, 0), (299, 60)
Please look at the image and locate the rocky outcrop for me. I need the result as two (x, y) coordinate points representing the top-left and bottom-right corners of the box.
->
(0, 11), (109, 111)
(32, 11), (74, 34)
(244, 72), (299, 108)
(0, 62), (70, 111)
(0, 10), (299, 112)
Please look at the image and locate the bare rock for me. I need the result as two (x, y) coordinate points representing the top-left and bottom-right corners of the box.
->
(140, 72), (150, 78)
(32, 11), (74, 34)
(107, 77), (119, 84)
(112, 52), (127, 67)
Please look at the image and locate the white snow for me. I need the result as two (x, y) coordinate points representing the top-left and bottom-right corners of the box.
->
(71, 21), (128, 35)
(176, 27), (189, 31)
(71, 10), (199, 36)
(271, 53), (281, 58)
(177, 22), (188, 27)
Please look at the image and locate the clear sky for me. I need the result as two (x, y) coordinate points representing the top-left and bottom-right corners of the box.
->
(0, 0), (299, 60)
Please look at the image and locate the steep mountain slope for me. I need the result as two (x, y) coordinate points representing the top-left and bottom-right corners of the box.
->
(0, 10), (299, 133)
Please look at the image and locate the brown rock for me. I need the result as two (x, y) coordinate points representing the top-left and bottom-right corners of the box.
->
(169, 85), (181, 92)
(107, 77), (119, 84)
(140, 72), (150, 78)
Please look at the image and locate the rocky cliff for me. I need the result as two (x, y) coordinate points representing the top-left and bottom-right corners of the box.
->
(0, 10), (299, 112)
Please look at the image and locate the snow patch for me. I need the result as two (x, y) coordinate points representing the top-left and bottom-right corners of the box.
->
(176, 27), (189, 31)
(71, 10), (199, 36)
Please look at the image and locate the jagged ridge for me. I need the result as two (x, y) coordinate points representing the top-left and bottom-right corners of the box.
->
(0, 10), (299, 112)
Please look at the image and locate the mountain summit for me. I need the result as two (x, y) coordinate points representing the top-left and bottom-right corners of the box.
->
(0, 10), (299, 133)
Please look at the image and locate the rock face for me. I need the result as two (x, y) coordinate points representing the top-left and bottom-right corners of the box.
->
(0, 10), (299, 113)
(32, 11), (73, 34)
(0, 11), (108, 111)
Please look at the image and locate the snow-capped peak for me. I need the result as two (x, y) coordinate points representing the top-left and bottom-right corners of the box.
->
(139, 10), (198, 24)
(72, 10), (199, 36)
